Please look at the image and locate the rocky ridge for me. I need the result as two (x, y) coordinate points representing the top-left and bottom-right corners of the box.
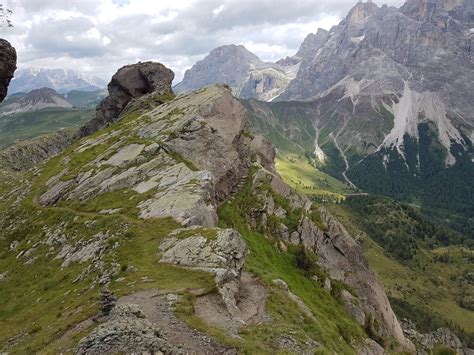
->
(401, 318), (472, 354)
(0, 129), (76, 170)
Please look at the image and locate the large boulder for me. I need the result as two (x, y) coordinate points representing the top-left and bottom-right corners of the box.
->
(0, 39), (16, 103)
(77, 61), (174, 137)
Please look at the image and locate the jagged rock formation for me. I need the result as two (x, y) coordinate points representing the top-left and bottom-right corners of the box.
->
(77, 61), (174, 137)
(241, 0), (474, 226)
(401, 318), (471, 354)
(0, 39), (16, 103)
(278, 0), (473, 164)
(0, 87), (73, 116)
(174, 45), (299, 101)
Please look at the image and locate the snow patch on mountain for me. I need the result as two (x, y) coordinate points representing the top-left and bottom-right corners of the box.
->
(381, 81), (464, 166)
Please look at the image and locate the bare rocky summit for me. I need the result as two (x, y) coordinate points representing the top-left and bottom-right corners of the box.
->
(0, 39), (16, 103)
(174, 44), (299, 102)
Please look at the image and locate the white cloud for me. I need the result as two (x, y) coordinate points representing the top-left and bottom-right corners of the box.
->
(212, 5), (225, 17)
(1, 0), (406, 83)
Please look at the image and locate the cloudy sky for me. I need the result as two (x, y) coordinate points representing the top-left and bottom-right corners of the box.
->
(1, 0), (405, 83)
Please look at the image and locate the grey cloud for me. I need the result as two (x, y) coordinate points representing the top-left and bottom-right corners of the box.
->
(17, 0), (100, 13)
(26, 17), (110, 58)
(6, 0), (407, 81)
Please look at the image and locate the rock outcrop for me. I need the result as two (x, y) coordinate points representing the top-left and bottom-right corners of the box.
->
(76, 304), (178, 354)
(40, 84), (274, 221)
(247, 168), (414, 351)
(0, 39), (16, 103)
(160, 228), (248, 317)
(77, 61), (174, 137)
(401, 318), (472, 354)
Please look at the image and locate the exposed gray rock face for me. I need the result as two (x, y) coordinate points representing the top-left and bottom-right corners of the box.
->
(318, 209), (413, 351)
(0, 39), (16, 103)
(250, 135), (276, 172)
(0, 87), (73, 116)
(401, 318), (472, 354)
(76, 304), (179, 354)
(160, 228), (248, 317)
(39, 84), (273, 229)
(77, 61), (174, 137)
(249, 167), (414, 351)
(278, 0), (473, 165)
(174, 45), (299, 102)
(55, 231), (111, 267)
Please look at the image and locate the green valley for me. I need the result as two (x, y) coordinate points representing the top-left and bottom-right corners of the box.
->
(0, 108), (94, 149)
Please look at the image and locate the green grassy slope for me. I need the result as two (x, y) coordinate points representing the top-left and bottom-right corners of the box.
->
(63, 90), (106, 109)
(326, 198), (474, 347)
(275, 153), (352, 201)
(0, 108), (95, 149)
(0, 94), (369, 354)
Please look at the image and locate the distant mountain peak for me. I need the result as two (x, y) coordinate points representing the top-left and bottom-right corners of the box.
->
(209, 44), (261, 62)
(174, 44), (299, 101)
(0, 86), (73, 116)
(8, 67), (107, 95)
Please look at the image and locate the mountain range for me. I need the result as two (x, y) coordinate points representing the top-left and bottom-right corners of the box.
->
(174, 44), (300, 101)
(8, 68), (107, 95)
(176, 0), (474, 231)
(0, 0), (473, 353)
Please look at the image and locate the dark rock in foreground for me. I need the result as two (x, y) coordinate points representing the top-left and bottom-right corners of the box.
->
(77, 61), (174, 137)
(0, 39), (17, 103)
